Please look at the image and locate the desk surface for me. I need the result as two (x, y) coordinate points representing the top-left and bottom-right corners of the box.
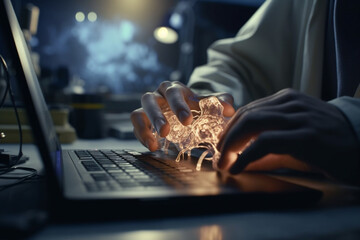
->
(2, 138), (360, 240)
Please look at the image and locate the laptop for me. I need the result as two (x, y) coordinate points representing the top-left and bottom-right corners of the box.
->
(0, 0), (322, 220)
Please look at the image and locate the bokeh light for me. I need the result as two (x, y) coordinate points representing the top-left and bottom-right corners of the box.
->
(75, 11), (85, 22)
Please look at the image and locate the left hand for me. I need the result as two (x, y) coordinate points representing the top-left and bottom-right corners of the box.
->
(131, 81), (235, 151)
(217, 88), (360, 184)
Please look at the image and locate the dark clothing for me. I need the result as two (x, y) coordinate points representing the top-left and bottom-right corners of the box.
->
(323, 0), (360, 100)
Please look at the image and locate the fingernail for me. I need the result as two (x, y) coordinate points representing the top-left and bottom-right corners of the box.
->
(155, 118), (166, 133)
(178, 110), (190, 123)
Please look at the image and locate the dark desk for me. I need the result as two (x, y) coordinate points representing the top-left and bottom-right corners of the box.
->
(2, 139), (360, 240)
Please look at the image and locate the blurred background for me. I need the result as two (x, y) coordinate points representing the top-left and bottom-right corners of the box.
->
(0, 0), (263, 140)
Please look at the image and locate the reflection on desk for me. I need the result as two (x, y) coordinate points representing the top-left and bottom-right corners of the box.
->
(32, 207), (360, 240)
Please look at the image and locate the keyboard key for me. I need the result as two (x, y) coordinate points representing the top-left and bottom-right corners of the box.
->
(91, 173), (111, 181)
(112, 175), (132, 180)
(78, 149), (217, 192)
(131, 174), (151, 179)
(107, 169), (125, 173)
(101, 164), (117, 168)
(81, 161), (102, 171)
(97, 160), (114, 165)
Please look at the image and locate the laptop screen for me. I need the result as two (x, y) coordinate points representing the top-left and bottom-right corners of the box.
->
(0, 0), (63, 187)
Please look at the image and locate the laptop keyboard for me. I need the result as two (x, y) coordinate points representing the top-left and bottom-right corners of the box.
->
(75, 149), (215, 192)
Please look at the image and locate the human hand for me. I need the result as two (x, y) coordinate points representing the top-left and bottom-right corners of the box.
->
(217, 88), (360, 184)
(131, 81), (235, 151)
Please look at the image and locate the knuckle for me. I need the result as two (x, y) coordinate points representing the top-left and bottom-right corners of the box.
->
(236, 111), (255, 129)
(282, 88), (298, 98)
(239, 110), (265, 130)
(130, 111), (147, 127)
(130, 108), (143, 119)
(290, 101), (307, 111)
(241, 109), (256, 122)
(141, 92), (153, 102)
(158, 81), (172, 91)
(275, 88), (301, 103)
(280, 87), (294, 94)
(173, 81), (184, 87)
(164, 85), (179, 96)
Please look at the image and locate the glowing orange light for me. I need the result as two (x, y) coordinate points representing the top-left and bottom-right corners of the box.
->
(155, 97), (229, 171)
(199, 225), (223, 240)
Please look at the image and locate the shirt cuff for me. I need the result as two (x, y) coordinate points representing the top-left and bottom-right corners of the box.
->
(328, 96), (360, 147)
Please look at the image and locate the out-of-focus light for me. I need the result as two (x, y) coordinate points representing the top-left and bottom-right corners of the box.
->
(30, 36), (39, 47)
(153, 26), (178, 44)
(88, 12), (97, 22)
(169, 12), (183, 29)
(119, 21), (136, 42)
(75, 11), (85, 22)
(200, 225), (223, 240)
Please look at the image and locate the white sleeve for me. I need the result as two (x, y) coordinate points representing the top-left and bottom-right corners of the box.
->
(188, 0), (327, 108)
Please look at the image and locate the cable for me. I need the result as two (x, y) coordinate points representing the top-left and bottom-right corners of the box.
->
(0, 55), (23, 165)
(0, 57), (9, 109)
(0, 167), (38, 191)
(0, 55), (37, 190)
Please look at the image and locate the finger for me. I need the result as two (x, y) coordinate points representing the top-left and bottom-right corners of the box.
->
(141, 92), (170, 137)
(218, 110), (298, 153)
(243, 154), (314, 172)
(156, 80), (174, 95)
(227, 130), (305, 174)
(257, 100), (313, 115)
(212, 93), (235, 117)
(158, 81), (202, 125)
(164, 84), (194, 125)
(223, 100), (311, 140)
(227, 88), (300, 129)
(243, 88), (299, 109)
(130, 108), (159, 151)
(217, 135), (256, 170)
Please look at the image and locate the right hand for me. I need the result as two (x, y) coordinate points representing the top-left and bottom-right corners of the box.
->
(131, 81), (235, 151)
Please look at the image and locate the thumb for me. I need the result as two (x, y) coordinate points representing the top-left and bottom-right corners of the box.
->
(213, 93), (235, 117)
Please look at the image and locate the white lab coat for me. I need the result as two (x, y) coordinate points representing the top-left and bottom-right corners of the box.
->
(188, 0), (360, 144)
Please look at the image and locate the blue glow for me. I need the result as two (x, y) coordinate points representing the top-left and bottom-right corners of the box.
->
(30, 36), (39, 47)
(40, 19), (171, 93)
(169, 13), (183, 29)
(55, 150), (62, 184)
(119, 21), (136, 42)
